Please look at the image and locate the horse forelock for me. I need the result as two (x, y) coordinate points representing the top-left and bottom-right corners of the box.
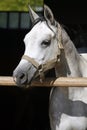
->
(31, 16), (57, 36)
(31, 17), (45, 28)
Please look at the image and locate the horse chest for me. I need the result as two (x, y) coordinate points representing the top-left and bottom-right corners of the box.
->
(50, 88), (87, 130)
(50, 88), (87, 116)
(56, 114), (87, 130)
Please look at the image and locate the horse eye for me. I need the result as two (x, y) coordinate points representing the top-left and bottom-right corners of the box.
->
(41, 40), (51, 47)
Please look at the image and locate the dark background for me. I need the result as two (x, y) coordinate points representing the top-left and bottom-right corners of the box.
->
(0, 28), (51, 130)
(0, 0), (87, 129)
(44, 0), (87, 24)
(44, 0), (87, 49)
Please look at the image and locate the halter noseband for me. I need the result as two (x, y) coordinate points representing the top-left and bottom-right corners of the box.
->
(22, 23), (64, 82)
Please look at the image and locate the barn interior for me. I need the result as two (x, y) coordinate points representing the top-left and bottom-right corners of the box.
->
(0, 0), (87, 129)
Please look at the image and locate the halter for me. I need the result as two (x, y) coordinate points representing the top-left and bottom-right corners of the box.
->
(22, 23), (64, 82)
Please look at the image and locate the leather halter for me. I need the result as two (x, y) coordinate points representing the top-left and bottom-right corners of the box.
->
(22, 23), (64, 82)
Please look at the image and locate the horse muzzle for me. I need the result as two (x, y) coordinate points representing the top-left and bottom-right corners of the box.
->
(13, 62), (37, 87)
(13, 53), (60, 86)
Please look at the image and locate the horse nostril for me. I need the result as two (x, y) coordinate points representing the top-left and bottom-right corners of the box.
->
(13, 71), (28, 85)
(20, 73), (25, 79)
(18, 72), (28, 84)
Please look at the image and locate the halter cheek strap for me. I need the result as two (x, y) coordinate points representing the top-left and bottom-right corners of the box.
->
(22, 23), (64, 82)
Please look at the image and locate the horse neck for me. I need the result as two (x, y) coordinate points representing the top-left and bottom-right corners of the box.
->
(53, 26), (87, 100)
(55, 27), (82, 77)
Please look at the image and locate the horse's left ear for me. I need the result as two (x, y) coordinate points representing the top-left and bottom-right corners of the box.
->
(44, 5), (55, 25)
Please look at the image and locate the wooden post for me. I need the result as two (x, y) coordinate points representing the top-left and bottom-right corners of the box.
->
(0, 76), (87, 87)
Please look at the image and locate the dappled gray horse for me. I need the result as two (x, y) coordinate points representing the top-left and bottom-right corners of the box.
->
(13, 5), (87, 130)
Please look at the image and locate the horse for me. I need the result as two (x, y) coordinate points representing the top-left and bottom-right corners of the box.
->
(13, 5), (87, 130)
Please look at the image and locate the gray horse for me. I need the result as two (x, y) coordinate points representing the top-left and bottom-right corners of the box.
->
(13, 5), (87, 130)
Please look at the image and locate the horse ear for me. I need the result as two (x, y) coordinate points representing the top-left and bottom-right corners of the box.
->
(29, 5), (40, 23)
(44, 5), (55, 25)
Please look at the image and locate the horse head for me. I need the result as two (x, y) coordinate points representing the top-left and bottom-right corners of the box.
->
(13, 5), (61, 86)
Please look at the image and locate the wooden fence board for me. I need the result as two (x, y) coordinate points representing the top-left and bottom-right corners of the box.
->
(0, 76), (87, 87)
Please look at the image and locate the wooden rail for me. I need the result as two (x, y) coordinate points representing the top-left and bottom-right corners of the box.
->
(0, 76), (87, 87)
